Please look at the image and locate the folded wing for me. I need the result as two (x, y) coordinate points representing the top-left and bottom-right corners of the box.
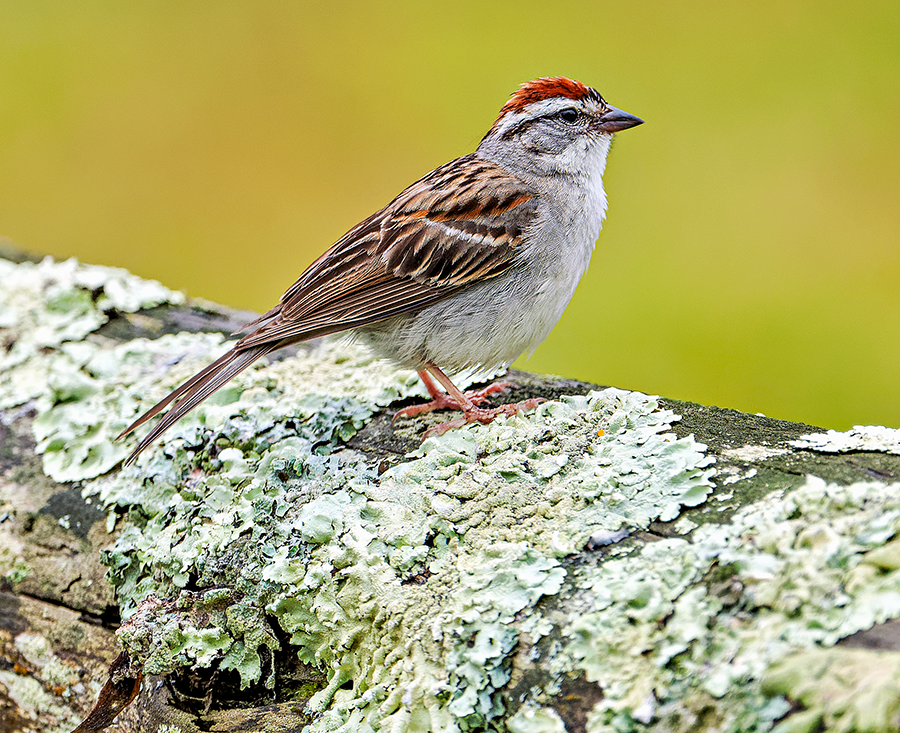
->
(120, 154), (537, 463)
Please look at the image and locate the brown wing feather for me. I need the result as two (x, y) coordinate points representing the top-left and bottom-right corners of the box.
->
(120, 154), (536, 462)
(239, 155), (536, 340)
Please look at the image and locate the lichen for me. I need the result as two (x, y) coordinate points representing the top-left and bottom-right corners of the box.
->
(0, 631), (87, 733)
(86, 384), (715, 729)
(762, 648), (900, 733)
(117, 592), (280, 689)
(0, 256), (182, 410)
(0, 670), (80, 733)
(507, 704), (567, 733)
(791, 425), (900, 455)
(0, 256), (185, 479)
(8, 256), (900, 733)
(0, 258), (716, 727)
(557, 475), (900, 733)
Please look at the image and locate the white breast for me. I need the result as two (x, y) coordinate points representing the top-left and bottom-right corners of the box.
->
(358, 135), (615, 374)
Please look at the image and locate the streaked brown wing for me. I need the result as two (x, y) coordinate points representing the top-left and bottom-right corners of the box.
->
(236, 154), (537, 349)
(120, 155), (536, 463)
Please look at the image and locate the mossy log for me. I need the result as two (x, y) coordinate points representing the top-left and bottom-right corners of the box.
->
(1, 244), (899, 733)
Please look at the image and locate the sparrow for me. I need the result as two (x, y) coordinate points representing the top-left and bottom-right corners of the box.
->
(120, 77), (642, 464)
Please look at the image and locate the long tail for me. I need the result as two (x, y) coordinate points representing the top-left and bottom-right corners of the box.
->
(118, 343), (274, 465)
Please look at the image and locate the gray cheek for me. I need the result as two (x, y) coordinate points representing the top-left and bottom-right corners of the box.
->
(524, 127), (572, 156)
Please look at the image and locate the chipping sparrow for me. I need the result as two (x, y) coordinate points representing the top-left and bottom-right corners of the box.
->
(121, 77), (642, 463)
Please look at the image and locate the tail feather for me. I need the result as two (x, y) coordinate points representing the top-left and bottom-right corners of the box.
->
(120, 344), (272, 465)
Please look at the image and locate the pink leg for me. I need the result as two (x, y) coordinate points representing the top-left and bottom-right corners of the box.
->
(393, 369), (511, 420)
(393, 363), (544, 436)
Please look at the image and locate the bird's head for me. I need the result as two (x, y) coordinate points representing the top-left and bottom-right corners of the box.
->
(478, 77), (643, 177)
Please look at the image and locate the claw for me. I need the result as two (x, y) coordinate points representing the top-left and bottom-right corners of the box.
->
(393, 381), (513, 422)
(422, 397), (546, 438)
(394, 363), (543, 438)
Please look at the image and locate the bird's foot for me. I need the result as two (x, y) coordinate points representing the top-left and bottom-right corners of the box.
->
(393, 381), (512, 421)
(423, 397), (546, 438)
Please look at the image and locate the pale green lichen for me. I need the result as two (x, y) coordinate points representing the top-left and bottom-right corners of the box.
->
(557, 475), (900, 733)
(116, 592), (280, 689)
(6, 561), (32, 584)
(0, 670), (80, 733)
(0, 631), (87, 733)
(14, 632), (82, 692)
(3, 255), (722, 731)
(507, 704), (567, 733)
(83, 385), (715, 729)
(33, 323), (440, 483)
(0, 256), (185, 479)
(11, 256), (900, 733)
(0, 256), (182, 410)
(762, 648), (900, 733)
(791, 425), (900, 455)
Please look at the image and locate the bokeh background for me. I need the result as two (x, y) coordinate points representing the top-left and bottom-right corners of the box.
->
(2, 1), (898, 430)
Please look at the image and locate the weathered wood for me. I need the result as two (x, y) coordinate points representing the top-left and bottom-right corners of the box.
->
(1, 248), (899, 733)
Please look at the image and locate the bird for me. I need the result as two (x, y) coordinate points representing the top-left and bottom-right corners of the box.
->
(119, 77), (643, 464)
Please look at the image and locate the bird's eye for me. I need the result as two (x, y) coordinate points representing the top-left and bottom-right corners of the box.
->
(558, 109), (580, 123)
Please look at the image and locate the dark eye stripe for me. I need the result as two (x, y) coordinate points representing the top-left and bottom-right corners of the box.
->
(499, 110), (578, 140)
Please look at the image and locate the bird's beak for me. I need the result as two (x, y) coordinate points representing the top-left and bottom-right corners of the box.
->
(596, 105), (644, 133)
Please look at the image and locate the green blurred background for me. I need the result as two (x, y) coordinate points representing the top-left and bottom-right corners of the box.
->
(2, 1), (898, 430)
